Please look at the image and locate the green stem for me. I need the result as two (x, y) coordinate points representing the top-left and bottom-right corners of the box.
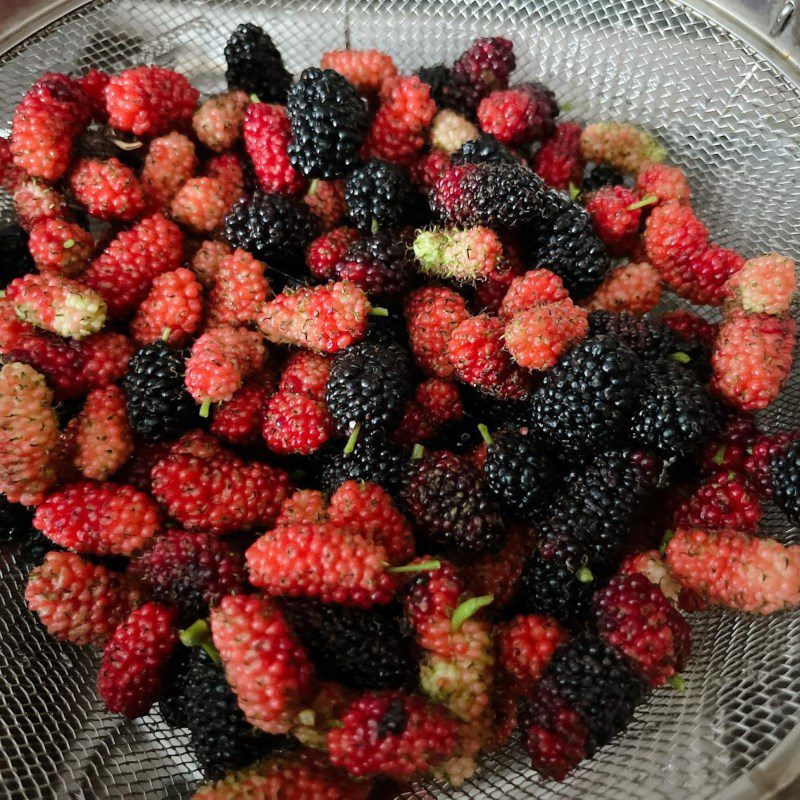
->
(199, 398), (212, 418)
(179, 620), (221, 665)
(389, 559), (441, 574)
(451, 595), (494, 631)
(713, 445), (726, 466)
(369, 306), (389, 317)
(671, 351), (691, 364)
(411, 443), (425, 461)
(576, 566), (594, 583)
(626, 194), (658, 211)
(568, 182), (581, 200)
(343, 423), (361, 455)
(477, 423), (493, 446)
(63, 238), (76, 249)
(161, 327), (171, 341)
(370, 219), (380, 235)
(660, 529), (675, 555)
(667, 674), (687, 692)
(249, 93), (261, 103)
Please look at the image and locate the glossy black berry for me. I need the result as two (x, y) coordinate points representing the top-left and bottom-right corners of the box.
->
(326, 341), (411, 435)
(534, 190), (611, 299)
(287, 67), (368, 179)
(581, 163), (624, 193)
(224, 23), (291, 102)
(484, 429), (555, 520)
(400, 451), (504, 556)
(122, 341), (194, 443)
(281, 600), (415, 690)
(345, 159), (418, 232)
(223, 192), (318, 276)
(319, 431), (406, 493)
(530, 334), (644, 460)
(451, 134), (518, 166)
(769, 439), (800, 523)
(548, 633), (647, 746)
(630, 361), (716, 458)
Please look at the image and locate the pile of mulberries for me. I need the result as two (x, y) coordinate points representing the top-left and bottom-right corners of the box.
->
(4, 22), (798, 800)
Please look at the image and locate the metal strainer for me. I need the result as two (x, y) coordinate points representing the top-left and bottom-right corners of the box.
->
(2, 1), (800, 798)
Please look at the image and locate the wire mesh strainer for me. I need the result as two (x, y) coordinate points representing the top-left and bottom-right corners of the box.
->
(1, 1), (800, 798)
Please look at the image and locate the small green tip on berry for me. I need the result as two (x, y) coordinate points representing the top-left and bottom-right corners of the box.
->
(451, 594), (494, 631)
(477, 423), (493, 446)
(63, 238), (76, 249)
(308, 178), (320, 195)
(161, 327), (171, 341)
(577, 566), (594, 583)
(667, 675), (687, 692)
(369, 306), (389, 317)
(568, 182), (580, 200)
(671, 351), (691, 364)
(389, 559), (441, 574)
(343, 423), (361, 455)
(411, 443), (425, 461)
(626, 194), (658, 211)
(249, 93), (261, 103)
(199, 398), (212, 418)
(713, 445), (726, 466)
(660, 529), (675, 555)
(370, 219), (380, 235)
(297, 709), (316, 727)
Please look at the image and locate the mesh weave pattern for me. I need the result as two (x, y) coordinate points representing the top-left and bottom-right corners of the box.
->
(1, 0), (800, 798)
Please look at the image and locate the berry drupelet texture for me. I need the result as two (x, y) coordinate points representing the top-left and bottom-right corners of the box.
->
(258, 281), (370, 354)
(326, 340), (411, 435)
(593, 574), (691, 687)
(224, 23), (291, 102)
(246, 521), (399, 607)
(168, 647), (281, 780)
(210, 594), (314, 734)
(123, 341), (195, 443)
(547, 632), (648, 747)
(630, 360), (716, 458)
(666, 527), (800, 613)
(223, 192), (318, 273)
(151, 449), (289, 535)
(130, 530), (247, 621)
(484, 429), (556, 520)
(769, 439), (800, 523)
(519, 676), (594, 781)
(345, 158), (418, 231)
(335, 230), (414, 300)
(280, 599), (415, 690)
(400, 450), (504, 556)
(319, 430), (406, 493)
(327, 691), (460, 779)
(97, 602), (178, 718)
(533, 190), (611, 299)
(25, 551), (144, 647)
(33, 480), (161, 557)
(287, 68), (369, 179)
(430, 162), (545, 229)
(0, 361), (59, 505)
(530, 334), (644, 459)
